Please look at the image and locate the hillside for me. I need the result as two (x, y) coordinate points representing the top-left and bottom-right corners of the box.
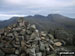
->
(0, 14), (75, 33)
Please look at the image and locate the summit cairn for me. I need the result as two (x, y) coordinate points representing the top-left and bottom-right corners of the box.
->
(0, 18), (68, 56)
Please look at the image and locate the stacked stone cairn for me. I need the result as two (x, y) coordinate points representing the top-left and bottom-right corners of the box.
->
(0, 18), (68, 56)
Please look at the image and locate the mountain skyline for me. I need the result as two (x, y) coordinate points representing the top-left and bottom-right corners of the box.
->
(0, 14), (75, 33)
(0, 0), (74, 20)
(0, 13), (75, 21)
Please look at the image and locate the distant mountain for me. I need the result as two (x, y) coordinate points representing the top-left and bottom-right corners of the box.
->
(0, 14), (75, 33)
(0, 17), (18, 28)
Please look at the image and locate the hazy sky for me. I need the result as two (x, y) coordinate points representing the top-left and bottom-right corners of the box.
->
(0, 0), (75, 20)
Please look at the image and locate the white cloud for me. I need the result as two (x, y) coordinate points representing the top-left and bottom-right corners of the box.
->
(4, 0), (74, 8)
(30, 10), (42, 14)
(0, 0), (74, 20)
(73, 0), (75, 5)
(0, 14), (26, 20)
(0, 14), (26, 17)
(4, 0), (23, 5)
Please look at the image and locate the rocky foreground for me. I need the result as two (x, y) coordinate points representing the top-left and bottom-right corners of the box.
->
(0, 18), (71, 56)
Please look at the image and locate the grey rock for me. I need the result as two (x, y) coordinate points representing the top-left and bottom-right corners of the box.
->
(48, 34), (54, 40)
(36, 52), (42, 56)
(15, 50), (20, 55)
(27, 48), (36, 56)
(39, 41), (45, 51)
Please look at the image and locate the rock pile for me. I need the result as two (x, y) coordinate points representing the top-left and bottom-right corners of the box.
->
(0, 18), (68, 56)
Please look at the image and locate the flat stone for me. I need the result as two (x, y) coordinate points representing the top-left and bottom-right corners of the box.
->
(54, 42), (62, 47)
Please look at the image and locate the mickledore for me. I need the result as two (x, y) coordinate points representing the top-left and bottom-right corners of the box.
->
(0, 18), (69, 56)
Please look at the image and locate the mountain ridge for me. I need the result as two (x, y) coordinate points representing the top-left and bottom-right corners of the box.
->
(0, 14), (75, 33)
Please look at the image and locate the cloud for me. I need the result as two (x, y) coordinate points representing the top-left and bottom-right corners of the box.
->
(0, 0), (74, 20)
(0, 14), (26, 17)
(0, 14), (26, 20)
(4, 0), (74, 8)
